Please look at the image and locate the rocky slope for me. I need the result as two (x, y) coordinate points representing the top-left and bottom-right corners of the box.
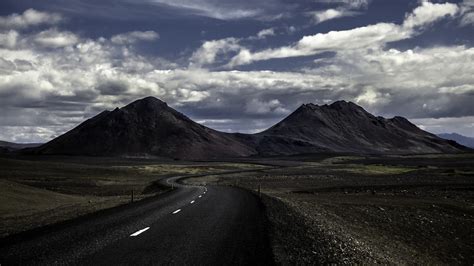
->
(253, 101), (466, 155)
(33, 97), (468, 159)
(35, 97), (256, 159)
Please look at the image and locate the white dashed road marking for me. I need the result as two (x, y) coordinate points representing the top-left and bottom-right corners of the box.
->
(172, 209), (181, 214)
(190, 200), (195, 204)
(130, 227), (150, 237)
(198, 195), (202, 198)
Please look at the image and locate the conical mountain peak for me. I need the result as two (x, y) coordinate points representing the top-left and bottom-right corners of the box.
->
(123, 96), (168, 112)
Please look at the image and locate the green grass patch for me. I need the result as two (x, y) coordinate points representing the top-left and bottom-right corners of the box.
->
(340, 164), (415, 175)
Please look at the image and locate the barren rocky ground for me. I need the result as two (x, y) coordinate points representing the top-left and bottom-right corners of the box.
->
(2, 153), (473, 264)
(187, 154), (474, 264)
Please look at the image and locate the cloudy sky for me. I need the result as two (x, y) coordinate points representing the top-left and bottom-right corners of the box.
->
(0, 0), (473, 143)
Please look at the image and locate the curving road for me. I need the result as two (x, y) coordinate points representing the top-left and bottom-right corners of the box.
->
(0, 173), (274, 265)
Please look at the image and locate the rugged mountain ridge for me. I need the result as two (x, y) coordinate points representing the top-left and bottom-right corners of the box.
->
(438, 133), (474, 148)
(0, 141), (42, 150)
(253, 101), (465, 155)
(33, 97), (468, 159)
(35, 97), (256, 159)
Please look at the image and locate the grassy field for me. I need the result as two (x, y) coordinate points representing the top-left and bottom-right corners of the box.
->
(0, 155), (267, 237)
(186, 153), (474, 264)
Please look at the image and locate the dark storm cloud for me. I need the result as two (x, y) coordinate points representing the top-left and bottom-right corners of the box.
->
(0, 83), (39, 108)
(372, 91), (474, 119)
(174, 83), (359, 123)
(96, 81), (129, 96)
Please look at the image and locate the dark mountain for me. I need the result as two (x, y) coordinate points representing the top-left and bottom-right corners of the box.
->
(253, 101), (467, 155)
(0, 141), (42, 151)
(33, 97), (468, 159)
(34, 97), (256, 159)
(438, 133), (474, 148)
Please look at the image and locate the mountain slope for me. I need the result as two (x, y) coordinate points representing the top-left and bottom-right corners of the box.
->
(438, 133), (474, 148)
(34, 97), (468, 159)
(253, 101), (467, 155)
(0, 141), (42, 153)
(35, 97), (256, 159)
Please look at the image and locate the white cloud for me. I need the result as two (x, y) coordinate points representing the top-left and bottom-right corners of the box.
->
(0, 30), (19, 49)
(1, 37), (474, 141)
(346, 46), (474, 91)
(311, 9), (346, 24)
(190, 29), (277, 66)
(403, 1), (459, 29)
(228, 23), (408, 67)
(310, 0), (369, 24)
(0, 9), (62, 30)
(148, 0), (261, 20)
(190, 37), (240, 66)
(245, 98), (289, 115)
(463, 0), (474, 6)
(34, 29), (79, 48)
(413, 116), (474, 137)
(227, 1), (460, 67)
(0, 125), (69, 143)
(0, 3), (472, 142)
(173, 88), (210, 102)
(256, 28), (275, 39)
(460, 12), (474, 25)
(355, 88), (380, 105)
(315, 0), (371, 9)
(110, 31), (159, 45)
(460, 0), (474, 26)
(438, 84), (474, 95)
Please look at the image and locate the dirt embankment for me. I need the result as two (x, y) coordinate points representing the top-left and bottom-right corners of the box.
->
(262, 195), (379, 264)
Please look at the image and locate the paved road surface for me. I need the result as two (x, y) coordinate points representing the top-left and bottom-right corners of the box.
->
(0, 174), (274, 265)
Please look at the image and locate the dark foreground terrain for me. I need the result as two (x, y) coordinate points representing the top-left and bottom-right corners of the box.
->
(1, 153), (473, 264)
(0, 155), (267, 238)
(187, 153), (474, 264)
(0, 156), (273, 265)
(0, 185), (273, 265)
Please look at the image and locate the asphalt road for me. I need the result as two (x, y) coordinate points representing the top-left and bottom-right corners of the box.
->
(0, 175), (274, 265)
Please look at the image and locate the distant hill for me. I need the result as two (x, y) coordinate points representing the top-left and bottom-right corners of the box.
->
(31, 97), (468, 159)
(0, 141), (42, 151)
(437, 133), (474, 148)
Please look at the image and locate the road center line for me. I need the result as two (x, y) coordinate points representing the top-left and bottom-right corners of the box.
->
(172, 209), (181, 214)
(190, 200), (195, 204)
(198, 195), (202, 198)
(130, 227), (150, 237)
